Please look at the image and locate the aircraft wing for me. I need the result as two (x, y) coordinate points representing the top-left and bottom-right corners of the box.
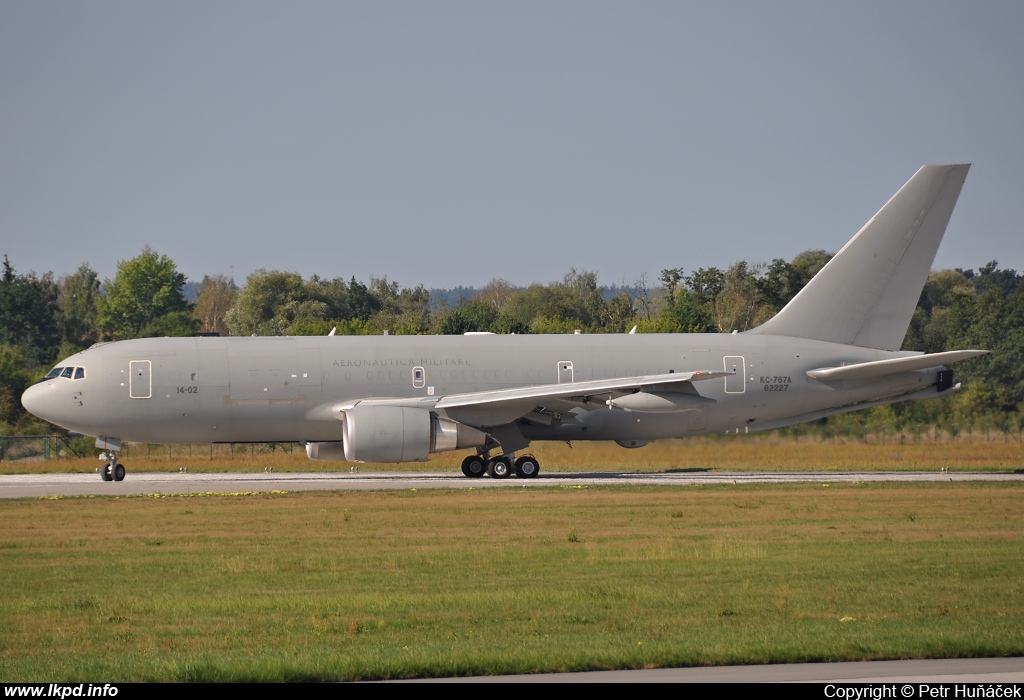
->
(437, 370), (725, 409)
(435, 370), (727, 426)
(806, 349), (989, 381)
(312, 370), (729, 429)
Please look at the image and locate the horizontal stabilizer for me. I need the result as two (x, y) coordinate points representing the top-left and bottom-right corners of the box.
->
(806, 350), (989, 381)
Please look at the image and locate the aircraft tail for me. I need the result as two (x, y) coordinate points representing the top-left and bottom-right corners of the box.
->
(750, 164), (970, 350)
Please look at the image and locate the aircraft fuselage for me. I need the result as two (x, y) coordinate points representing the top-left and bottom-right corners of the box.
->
(23, 332), (939, 446)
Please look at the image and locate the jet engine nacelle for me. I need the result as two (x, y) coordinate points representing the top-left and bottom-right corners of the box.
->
(340, 405), (486, 463)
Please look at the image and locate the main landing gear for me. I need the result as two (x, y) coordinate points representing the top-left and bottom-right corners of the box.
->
(460, 453), (540, 479)
(98, 450), (125, 482)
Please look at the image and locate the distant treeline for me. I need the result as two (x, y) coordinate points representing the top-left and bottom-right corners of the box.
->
(2, 247), (1022, 438)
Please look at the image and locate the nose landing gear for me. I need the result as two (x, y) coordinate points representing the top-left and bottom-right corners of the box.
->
(98, 450), (125, 482)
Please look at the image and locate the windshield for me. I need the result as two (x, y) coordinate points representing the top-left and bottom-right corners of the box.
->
(41, 366), (86, 382)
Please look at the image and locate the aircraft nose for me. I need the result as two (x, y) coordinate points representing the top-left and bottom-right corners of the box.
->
(21, 382), (53, 422)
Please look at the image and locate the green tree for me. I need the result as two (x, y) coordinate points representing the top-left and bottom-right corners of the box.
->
(475, 278), (517, 311)
(97, 248), (196, 339)
(659, 268), (685, 308)
(438, 299), (499, 335)
(685, 267), (726, 306)
(713, 262), (775, 332)
(346, 277), (380, 321)
(226, 270), (420, 336)
(755, 250), (832, 314)
(287, 318), (373, 337)
(604, 293), (636, 333)
(0, 344), (32, 427)
(786, 250), (832, 295)
(194, 274), (238, 336)
(225, 270), (308, 336)
(665, 290), (714, 332)
(58, 264), (101, 348)
(500, 269), (609, 333)
(141, 311), (201, 338)
(0, 256), (62, 365)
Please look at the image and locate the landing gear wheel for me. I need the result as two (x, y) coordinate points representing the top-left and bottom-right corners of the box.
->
(514, 455), (540, 479)
(100, 464), (113, 482)
(461, 455), (487, 478)
(113, 463), (126, 482)
(487, 456), (512, 479)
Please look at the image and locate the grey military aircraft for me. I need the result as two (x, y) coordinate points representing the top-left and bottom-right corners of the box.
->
(22, 164), (987, 481)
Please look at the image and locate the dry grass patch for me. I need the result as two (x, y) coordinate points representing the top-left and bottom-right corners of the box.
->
(4, 437), (1022, 474)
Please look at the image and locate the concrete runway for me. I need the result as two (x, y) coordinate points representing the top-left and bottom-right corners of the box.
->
(398, 657), (1024, 683)
(2, 469), (1023, 498)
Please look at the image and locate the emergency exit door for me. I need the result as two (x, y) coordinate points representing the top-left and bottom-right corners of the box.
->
(129, 360), (152, 399)
(723, 356), (745, 394)
(557, 361), (574, 383)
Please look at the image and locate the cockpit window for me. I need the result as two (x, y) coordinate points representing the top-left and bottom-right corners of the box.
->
(43, 365), (86, 381)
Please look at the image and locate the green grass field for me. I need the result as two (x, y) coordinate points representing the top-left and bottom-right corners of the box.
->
(1, 482), (1022, 681)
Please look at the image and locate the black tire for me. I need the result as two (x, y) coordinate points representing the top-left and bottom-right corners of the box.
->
(487, 456), (512, 479)
(514, 455), (540, 479)
(113, 463), (126, 482)
(461, 455), (486, 478)
(100, 464), (113, 481)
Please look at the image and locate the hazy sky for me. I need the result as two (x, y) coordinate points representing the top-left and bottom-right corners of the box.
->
(2, 1), (1022, 289)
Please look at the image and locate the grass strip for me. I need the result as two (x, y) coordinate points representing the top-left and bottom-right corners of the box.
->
(0, 482), (1021, 681)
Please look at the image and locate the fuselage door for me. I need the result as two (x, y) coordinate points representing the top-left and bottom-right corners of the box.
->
(723, 355), (745, 394)
(557, 361), (574, 384)
(129, 360), (152, 399)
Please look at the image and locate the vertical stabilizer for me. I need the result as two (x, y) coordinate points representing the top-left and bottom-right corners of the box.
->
(751, 164), (970, 350)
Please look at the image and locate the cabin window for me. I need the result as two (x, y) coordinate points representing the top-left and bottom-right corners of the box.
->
(74, 367), (85, 380)
(46, 367), (63, 379)
(60, 367), (74, 379)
